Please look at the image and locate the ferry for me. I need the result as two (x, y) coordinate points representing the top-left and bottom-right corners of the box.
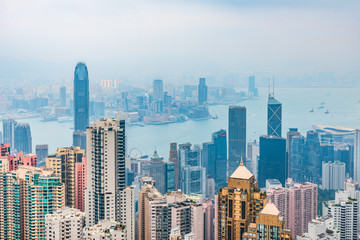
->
(310, 107), (314, 113)
(325, 109), (329, 114)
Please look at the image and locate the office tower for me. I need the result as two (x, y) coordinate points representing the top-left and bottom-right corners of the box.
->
(322, 161), (346, 190)
(119, 186), (135, 240)
(73, 62), (89, 150)
(45, 207), (85, 240)
(328, 192), (358, 239)
(169, 142), (179, 190)
(60, 86), (66, 107)
(75, 156), (86, 212)
(178, 143), (201, 167)
(153, 79), (164, 101)
(242, 202), (292, 240)
(247, 140), (259, 178)
(228, 106), (246, 176)
(297, 216), (339, 240)
(74, 62), (89, 131)
(267, 94), (282, 137)
(306, 130), (322, 184)
(83, 220), (127, 240)
(354, 129), (360, 183)
(248, 76), (258, 97)
(0, 166), (64, 239)
(85, 119), (126, 227)
(138, 181), (171, 240)
(46, 146), (85, 208)
(35, 144), (48, 167)
(289, 134), (306, 182)
(286, 128), (300, 177)
(267, 180), (318, 238)
(198, 77), (208, 105)
(2, 119), (15, 147)
(336, 145), (352, 177)
(212, 129), (227, 188)
(14, 122), (32, 154)
(206, 177), (215, 199)
(203, 199), (215, 240)
(180, 165), (206, 195)
(259, 135), (287, 187)
(166, 162), (175, 192)
(217, 160), (267, 239)
(202, 142), (215, 176)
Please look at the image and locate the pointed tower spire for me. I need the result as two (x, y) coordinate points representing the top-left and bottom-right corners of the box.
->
(240, 157), (244, 166)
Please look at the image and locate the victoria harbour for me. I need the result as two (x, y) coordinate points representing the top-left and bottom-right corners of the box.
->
(9, 87), (360, 156)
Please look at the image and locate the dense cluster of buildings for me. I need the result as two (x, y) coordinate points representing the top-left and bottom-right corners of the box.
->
(1, 62), (360, 239)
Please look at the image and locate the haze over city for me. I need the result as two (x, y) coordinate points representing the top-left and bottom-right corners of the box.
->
(0, 0), (360, 86)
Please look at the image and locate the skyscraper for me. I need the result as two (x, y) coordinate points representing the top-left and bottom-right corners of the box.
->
(228, 106), (246, 176)
(306, 130), (321, 184)
(267, 95), (282, 137)
(169, 142), (179, 190)
(85, 118), (126, 227)
(153, 79), (164, 101)
(2, 119), (15, 147)
(258, 135), (287, 187)
(14, 122), (32, 154)
(60, 86), (66, 107)
(35, 144), (48, 167)
(73, 62), (89, 148)
(212, 129), (227, 188)
(198, 77), (207, 105)
(248, 76), (258, 97)
(322, 161), (346, 190)
(354, 129), (360, 183)
(217, 160), (267, 239)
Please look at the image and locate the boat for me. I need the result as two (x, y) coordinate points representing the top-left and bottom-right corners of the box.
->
(318, 106), (325, 109)
(40, 115), (58, 122)
(325, 109), (329, 114)
(57, 117), (73, 123)
(310, 107), (314, 113)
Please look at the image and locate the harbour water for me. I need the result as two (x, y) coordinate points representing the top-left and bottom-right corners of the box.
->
(7, 87), (360, 158)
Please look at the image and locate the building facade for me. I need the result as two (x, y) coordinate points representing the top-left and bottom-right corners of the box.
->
(267, 96), (282, 137)
(198, 77), (208, 105)
(322, 161), (346, 190)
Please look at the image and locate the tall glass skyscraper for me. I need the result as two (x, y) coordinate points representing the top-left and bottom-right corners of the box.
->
(212, 129), (227, 188)
(267, 96), (282, 137)
(228, 106), (246, 176)
(258, 135), (287, 187)
(153, 79), (163, 101)
(73, 63), (89, 149)
(14, 122), (32, 154)
(198, 77), (207, 105)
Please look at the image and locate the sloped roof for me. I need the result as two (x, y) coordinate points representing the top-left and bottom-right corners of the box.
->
(260, 202), (280, 216)
(230, 160), (253, 180)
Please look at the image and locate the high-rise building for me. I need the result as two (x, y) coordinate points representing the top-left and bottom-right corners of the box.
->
(247, 140), (259, 178)
(326, 191), (358, 239)
(289, 134), (306, 182)
(35, 144), (48, 167)
(267, 95), (282, 137)
(203, 199), (215, 240)
(306, 130), (321, 184)
(83, 220), (127, 240)
(228, 106), (246, 176)
(286, 128), (300, 177)
(198, 77), (208, 105)
(45, 207), (85, 240)
(0, 166), (64, 239)
(73, 62), (89, 150)
(180, 165), (206, 195)
(75, 156), (86, 212)
(149, 150), (174, 194)
(259, 135), (287, 187)
(14, 122), (32, 154)
(46, 146), (85, 208)
(322, 161), (345, 190)
(9, 151), (37, 171)
(217, 160), (267, 239)
(212, 129), (227, 188)
(60, 86), (66, 107)
(153, 79), (164, 101)
(267, 179), (318, 238)
(85, 119), (126, 227)
(118, 186), (135, 240)
(2, 119), (16, 148)
(354, 129), (360, 183)
(248, 76), (258, 97)
(169, 142), (179, 190)
(242, 202), (292, 240)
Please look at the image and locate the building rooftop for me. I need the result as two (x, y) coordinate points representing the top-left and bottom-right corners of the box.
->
(268, 97), (281, 105)
(230, 160), (253, 180)
(260, 202), (280, 216)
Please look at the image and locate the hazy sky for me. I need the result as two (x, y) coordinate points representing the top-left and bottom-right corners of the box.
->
(0, 0), (359, 85)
